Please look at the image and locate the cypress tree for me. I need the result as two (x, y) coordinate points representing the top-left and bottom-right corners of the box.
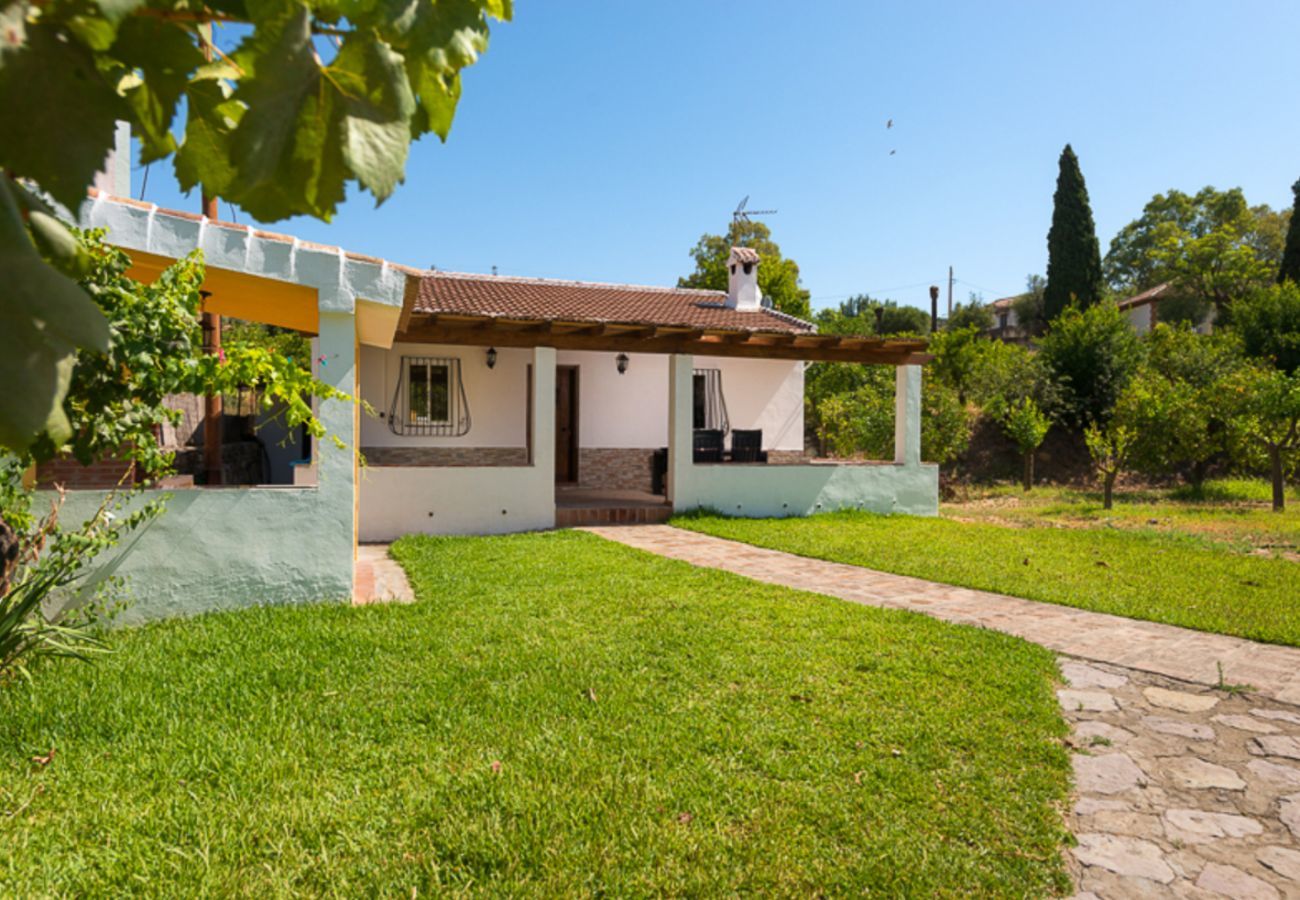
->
(1043, 144), (1103, 321)
(1279, 178), (1300, 285)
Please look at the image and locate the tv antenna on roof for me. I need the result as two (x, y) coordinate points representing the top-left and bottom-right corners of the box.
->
(732, 195), (777, 226)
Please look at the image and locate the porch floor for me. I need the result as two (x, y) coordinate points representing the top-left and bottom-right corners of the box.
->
(555, 488), (672, 527)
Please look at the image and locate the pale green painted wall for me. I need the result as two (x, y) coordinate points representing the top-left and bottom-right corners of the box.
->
(53, 312), (358, 626)
(667, 355), (940, 519)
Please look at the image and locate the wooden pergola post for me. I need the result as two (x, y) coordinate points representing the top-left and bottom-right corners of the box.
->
(200, 189), (223, 487)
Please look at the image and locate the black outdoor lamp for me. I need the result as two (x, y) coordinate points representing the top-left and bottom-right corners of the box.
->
(615, 353), (629, 375)
(486, 347), (497, 369)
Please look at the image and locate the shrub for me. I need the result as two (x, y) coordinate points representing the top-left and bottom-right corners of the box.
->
(816, 376), (971, 466)
(1118, 326), (1245, 487)
(947, 300), (994, 332)
(1229, 281), (1300, 374)
(1039, 302), (1144, 426)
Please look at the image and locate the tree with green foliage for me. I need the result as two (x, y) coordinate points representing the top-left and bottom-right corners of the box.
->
(1222, 365), (1300, 512)
(1038, 302), (1145, 427)
(966, 340), (1060, 418)
(815, 295), (930, 337)
(679, 220), (811, 319)
(1118, 325), (1245, 490)
(1104, 186), (1288, 319)
(1043, 145), (1103, 321)
(816, 376), (971, 466)
(1010, 275), (1048, 337)
(1084, 420), (1136, 511)
(927, 326), (1055, 412)
(947, 298), (993, 332)
(1228, 282), (1300, 374)
(926, 327), (987, 404)
(1001, 398), (1051, 492)
(0, 0), (509, 452)
(1281, 179), (1300, 285)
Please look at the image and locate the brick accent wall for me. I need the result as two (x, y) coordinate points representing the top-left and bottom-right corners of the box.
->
(362, 446), (529, 467)
(578, 448), (657, 492)
(36, 456), (135, 489)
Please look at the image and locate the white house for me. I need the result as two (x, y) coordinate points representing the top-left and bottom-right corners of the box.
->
(50, 192), (938, 621)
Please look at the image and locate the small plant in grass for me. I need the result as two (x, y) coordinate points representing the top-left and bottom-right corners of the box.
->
(1085, 421), (1136, 511)
(1000, 398), (1052, 492)
(1215, 661), (1253, 695)
(1, 473), (156, 684)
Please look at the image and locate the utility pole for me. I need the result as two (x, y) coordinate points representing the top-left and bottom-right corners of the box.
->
(947, 265), (954, 320)
(200, 23), (223, 486)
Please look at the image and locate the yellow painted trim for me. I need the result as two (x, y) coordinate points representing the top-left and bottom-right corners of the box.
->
(125, 250), (320, 334)
(353, 329), (360, 561)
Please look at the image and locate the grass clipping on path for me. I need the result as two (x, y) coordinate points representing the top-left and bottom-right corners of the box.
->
(0, 531), (1070, 897)
(677, 508), (1300, 648)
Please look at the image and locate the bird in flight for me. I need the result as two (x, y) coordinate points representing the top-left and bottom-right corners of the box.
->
(886, 119), (893, 129)
(890, 149), (896, 156)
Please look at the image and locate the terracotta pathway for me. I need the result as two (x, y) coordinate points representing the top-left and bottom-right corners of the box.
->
(352, 544), (415, 606)
(584, 525), (1300, 706)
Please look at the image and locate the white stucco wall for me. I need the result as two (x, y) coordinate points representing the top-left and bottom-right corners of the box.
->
(1125, 303), (1154, 333)
(361, 343), (804, 453)
(696, 355), (804, 452)
(360, 342), (532, 448)
(359, 465), (554, 539)
(358, 347), (557, 540)
(557, 350), (669, 447)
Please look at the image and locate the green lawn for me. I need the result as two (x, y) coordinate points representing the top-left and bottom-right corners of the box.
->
(949, 480), (1300, 557)
(676, 498), (1300, 648)
(0, 531), (1071, 897)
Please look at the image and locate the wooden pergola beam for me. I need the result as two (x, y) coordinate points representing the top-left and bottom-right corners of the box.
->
(397, 315), (930, 365)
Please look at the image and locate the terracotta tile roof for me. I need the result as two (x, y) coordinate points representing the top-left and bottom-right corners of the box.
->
(730, 247), (761, 263)
(1117, 281), (1174, 310)
(413, 271), (815, 334)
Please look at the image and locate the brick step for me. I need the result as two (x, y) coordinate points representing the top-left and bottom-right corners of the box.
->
(556, 505), (673, 528)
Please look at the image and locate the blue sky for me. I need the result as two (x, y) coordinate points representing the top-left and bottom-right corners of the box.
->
(140, 1), (1300, 314)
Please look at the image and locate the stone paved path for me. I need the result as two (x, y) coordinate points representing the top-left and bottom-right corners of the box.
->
(583, 525), (1300, 898)
(1061, 661), (1300, 899)
(584, 525), (1300, 705)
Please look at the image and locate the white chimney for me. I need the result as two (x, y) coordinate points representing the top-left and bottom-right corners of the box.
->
(91, 121), (132, 198)
(725, 246), (762, 311)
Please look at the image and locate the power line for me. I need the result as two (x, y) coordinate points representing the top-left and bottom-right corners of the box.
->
(810, 278), (946, 303)
(955, 278), (1021, 300)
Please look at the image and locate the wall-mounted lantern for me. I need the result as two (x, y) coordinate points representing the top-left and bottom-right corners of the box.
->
(615, 353), (629, 375)
(486, 347), (498, 370)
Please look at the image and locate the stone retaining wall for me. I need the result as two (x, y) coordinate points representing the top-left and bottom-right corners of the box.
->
(578, 448), (656, 492)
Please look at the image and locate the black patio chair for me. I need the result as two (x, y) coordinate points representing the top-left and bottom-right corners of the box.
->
(729, 429), (767, 463)
(693, 429), (725, 463)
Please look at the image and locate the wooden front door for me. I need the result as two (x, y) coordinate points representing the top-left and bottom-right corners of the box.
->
(555, 366), (579, 483)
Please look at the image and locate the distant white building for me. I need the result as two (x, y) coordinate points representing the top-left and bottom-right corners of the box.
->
(1117, 282), (1215, 334)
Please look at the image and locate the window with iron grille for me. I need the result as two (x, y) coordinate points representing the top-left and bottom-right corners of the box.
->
(692, 368), (729, 434)
(388, 356), (471, 436)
